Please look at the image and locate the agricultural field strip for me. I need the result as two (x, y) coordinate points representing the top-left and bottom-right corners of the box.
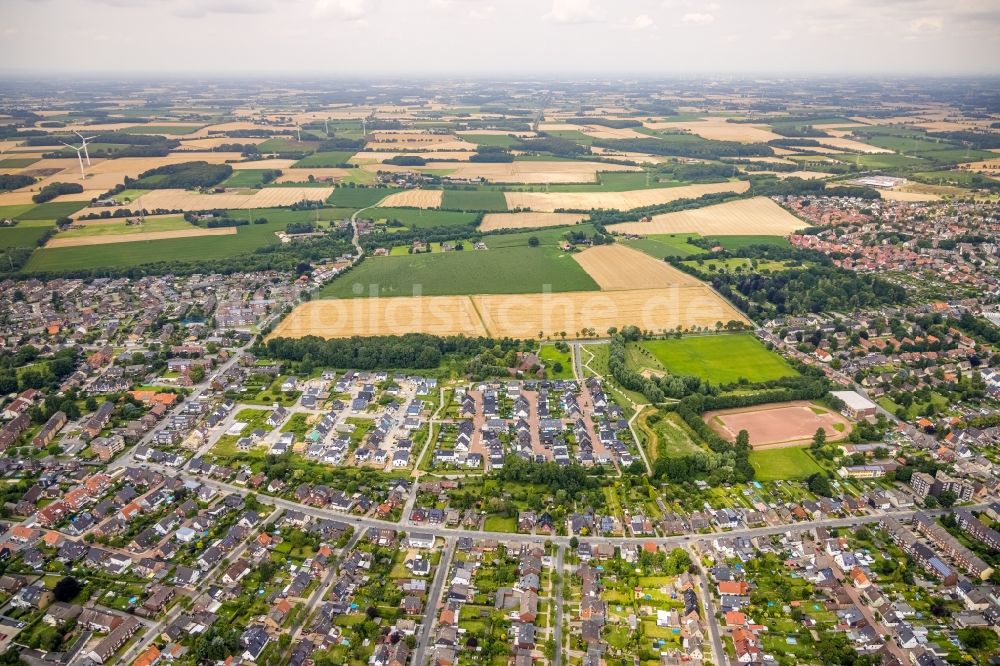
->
(609, 196), (806, 236)
(504, 181), (749, 213)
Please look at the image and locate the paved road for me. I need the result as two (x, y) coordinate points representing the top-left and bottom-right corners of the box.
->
(139, 461), (990, 548)
(413, 537), (455, 666)
(692, 549), (726, 666)
(552, 545), (565, 666)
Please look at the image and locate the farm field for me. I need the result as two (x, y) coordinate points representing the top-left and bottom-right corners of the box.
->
(608, 196), (805, 236)
(573, 244), (705, 290)
(636, 334), (797, 384)
(645, 117), (782, 142)
(23, 207), (315, 273)
(267, 296), (489, 339)
(221, 169), (275, 188)
(622, 234), (707, 259)
(274, 167), (350, 183)
(440, 189), (508, 212)
(433, 160), (640, 184)
(478, 212), (586, 231)
(327, 187), (401, 208)
(54, 215), (192, 239)
(371, 207), (479, 229)
(0, 221), (53, 248)
(318, 245), (599, 298)
(46, 226), (236, 248)
(705, 401), (852, 448)
(72, 186), (334, 216)
(287, 286), (746, 340)
(292, 151), (353, 167)
(376, 189), (443, 209)
(504, 180), (749, 212)
(749, 446), (824, 481)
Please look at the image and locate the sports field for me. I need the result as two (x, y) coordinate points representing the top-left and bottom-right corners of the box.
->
(705, 401), (852, 448)
(749, 446), (824, 481)
(638, 334), (796, 384)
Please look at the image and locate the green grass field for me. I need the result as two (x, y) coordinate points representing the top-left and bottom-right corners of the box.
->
(119, 124), (204, 135)
(372, 207), (479, 229)
(0, 158), (38, 168)
(18, 201), (89, 220)
(222, 169), (273, 188)
(639, 334), (797, 384)
(847, 153), (929, 170)
(462, 134), (520, 148)
(327, 187), (401, 208)
(58, 216), (190, 238)
(257, 137), (316, 153)
(441, 189), (508, 212)
(318, 245), (599, 298)
(749, 446), (823, 481)
(538, 343), (574, 379)
(293, 151), (354, 167)
(681, 257), (796, 273)
(637, 408), (704, 460)
(0, 204), (36, 220)
(711, 235), (792, 250)
(623, 234), (706, 259)
(0, 222), (53, 248)
(23, 207), (329, 273)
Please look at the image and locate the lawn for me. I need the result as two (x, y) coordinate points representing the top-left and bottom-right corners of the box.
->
(638, 334), (797, 385)
(327, 187), (401, 208)
(623, 234), (706, 259)
(749, 446), (823, 481)
(538, 343), (574, 379)
(372, 207), (479, 229)
(318, 244), (599, 298)
(293, 151), (354, 168)
(483, 516), (517, 533)
(441, 189), (508, 212)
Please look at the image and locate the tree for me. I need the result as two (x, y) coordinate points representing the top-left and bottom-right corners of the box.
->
(811, 427), (826, 449)
(53, 576), (81, 603)
(527, 236), (540, 247)
(735, 430), (749, 448)
(569, 536), (579, 549)
(937, 490), (957, 507)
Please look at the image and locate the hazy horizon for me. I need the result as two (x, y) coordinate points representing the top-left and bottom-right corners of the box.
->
(1, 0), (998, 76)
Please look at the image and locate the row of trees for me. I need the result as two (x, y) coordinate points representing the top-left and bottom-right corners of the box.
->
(33, 182), (83, 203)
(132, 161), (233, 189)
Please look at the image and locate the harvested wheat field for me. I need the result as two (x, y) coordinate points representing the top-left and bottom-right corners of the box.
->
(0, 191), (40, 206)
(179, 136), (268, 150)
(439, 161), (639, 184)
(73, 186), (333, 216)
(351, 151), (476, 163)
(478, 212), (587, 232)
(573, 244), (703, 291)
(365, 132), (480, 152)
(609, 196), (805, 236)
(645, 118), (782, 143)
(814, 138), (892, 154)
(472, 287), (747, 339)
(275, 168), (349, 183)
(777, 170), (832, 180)
(268, 296), (488, 339)
(377, 189), (443, 209)
(230, 159), (297, 170)
(591, 147), (667, 164)
(578, 125), (653, 140)
(876, 189), (941, 202)
(505, 181), (749, 213)
(46, 227), (236, 248)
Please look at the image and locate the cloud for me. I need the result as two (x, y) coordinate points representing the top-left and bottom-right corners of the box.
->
(625, 13), (656, 30)
(469, 4), (495, 20)
(681, 11), (714, 24)
(544, 0), (603, 24)
(312, 0), (373, 22)
(86, 0), (273, 15)
(909, 15), (943, 33)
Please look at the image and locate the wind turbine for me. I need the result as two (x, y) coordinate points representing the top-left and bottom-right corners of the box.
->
(60, 141), (87, 180)
(296, 125), (301, 142)
(324, 118), (330, 136)
(362, 117), (367, 137)
(74, 131), (97, 166)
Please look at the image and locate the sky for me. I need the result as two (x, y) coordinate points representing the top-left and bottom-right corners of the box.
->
(1, 0), (998, 76)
